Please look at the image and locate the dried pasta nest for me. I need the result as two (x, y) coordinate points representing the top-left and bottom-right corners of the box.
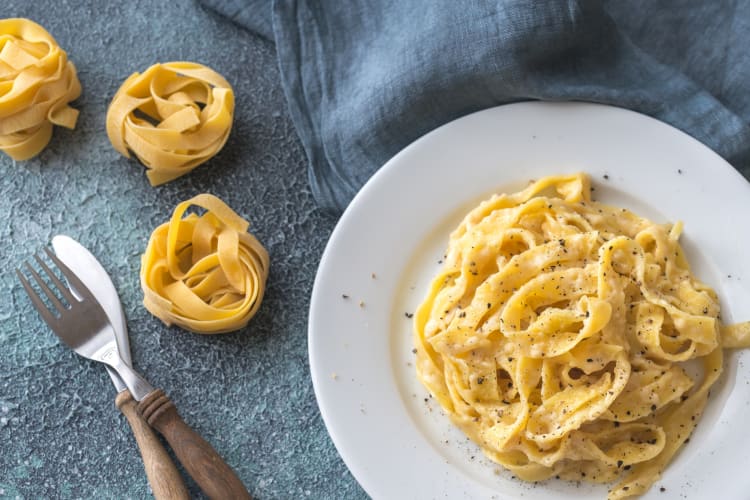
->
(141, 194), (269, 334)
(0, 18), (81, 160)
(106, 61), (234, 185)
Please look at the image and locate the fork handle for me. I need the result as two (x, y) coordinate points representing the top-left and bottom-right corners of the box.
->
(116, 390), (189, 500)
(137, 389), (252, 500)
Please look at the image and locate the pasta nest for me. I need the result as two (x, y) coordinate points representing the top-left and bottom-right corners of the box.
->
(106, 61), (234, 185)
(141, 194), (269, 334)
(0, 18), (81, 160)
(414, 173), (747, 499)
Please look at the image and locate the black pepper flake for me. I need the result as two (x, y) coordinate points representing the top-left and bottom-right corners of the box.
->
(614, 421), (620, 427)
(405, 312), (414, 318)
(651, 404), (657, 411)
(617, 460), (623, 468)
(624, 465), (631, 470)
(603, 174), (609, 180)
(411, 348), (417, 354)
(342, 294), (350, 299)
(477, 377), (485, 385)
(677, 169), (682, 174)
(660, 487), (666, 493)
(623, 487), (629, 491)
(487, 303), (491, 309)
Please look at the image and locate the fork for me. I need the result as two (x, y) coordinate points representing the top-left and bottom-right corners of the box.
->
(17, 250), (153, 397)
(17, 249), (252, 500)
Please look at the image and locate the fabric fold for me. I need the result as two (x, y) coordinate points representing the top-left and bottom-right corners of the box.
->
(200, 0), (750, 213)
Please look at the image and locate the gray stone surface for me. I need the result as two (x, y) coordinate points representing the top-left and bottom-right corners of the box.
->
(0, 1), (364, 498)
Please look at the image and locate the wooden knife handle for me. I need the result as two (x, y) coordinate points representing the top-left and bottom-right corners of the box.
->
(115, 390), (189, 500)
(137, 389), (252, 500)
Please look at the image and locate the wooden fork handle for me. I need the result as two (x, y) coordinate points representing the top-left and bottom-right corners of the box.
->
(137, 389), (252, 500)
(116, 390), (189, 500)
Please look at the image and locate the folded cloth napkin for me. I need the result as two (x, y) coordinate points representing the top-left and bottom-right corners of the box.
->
(202, 0), (750, 213)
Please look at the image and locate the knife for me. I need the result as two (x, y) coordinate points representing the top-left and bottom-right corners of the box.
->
(52, 235), (189, 500)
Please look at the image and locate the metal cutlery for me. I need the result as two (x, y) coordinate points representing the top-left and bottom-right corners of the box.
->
(51, 235), (188, 500)
(17, 248), (251, 500)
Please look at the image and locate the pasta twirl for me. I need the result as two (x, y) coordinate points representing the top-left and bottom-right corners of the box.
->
(414, 173), (750, 499)
(141, 194), (269, 334)
(106, 62), (234, 185)
(0, 18), (81, 160)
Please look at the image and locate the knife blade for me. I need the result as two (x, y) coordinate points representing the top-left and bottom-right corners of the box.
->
(51, 235), (189, 500)
(52, 236), (130, 390)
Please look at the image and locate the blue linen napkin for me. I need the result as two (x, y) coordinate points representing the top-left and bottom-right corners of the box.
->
(202, 0), (750, 213)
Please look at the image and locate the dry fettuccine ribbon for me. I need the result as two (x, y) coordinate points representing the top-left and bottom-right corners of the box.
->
(0, 18), (81, 160)
(141, 194), (269, 334)
(106, 62), (234, 185)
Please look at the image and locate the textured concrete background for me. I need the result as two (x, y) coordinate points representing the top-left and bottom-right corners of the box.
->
(0, 1), (365, 498)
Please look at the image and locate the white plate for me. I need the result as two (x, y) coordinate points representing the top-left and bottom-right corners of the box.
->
(308, 102), (750, 499)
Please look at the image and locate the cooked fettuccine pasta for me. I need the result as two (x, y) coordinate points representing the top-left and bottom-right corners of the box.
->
(141, 194), (269, 334)
(414, 173), (750, 499)
(106, 61), (234, 185)
(0, 18), (81, 160)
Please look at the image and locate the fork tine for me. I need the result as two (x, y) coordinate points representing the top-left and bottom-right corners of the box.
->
(16, 268), (59, 326)
(34, 253), (77, 304)
(43, 248), (94, 303)
(24, 262), (67, 315)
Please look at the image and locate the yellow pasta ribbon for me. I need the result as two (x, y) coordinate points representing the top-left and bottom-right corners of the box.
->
(0, 18), (81, 160)
(141, 194), (269, 334)
(106, 62), (234, 185)
(414, 173), (750, 499)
